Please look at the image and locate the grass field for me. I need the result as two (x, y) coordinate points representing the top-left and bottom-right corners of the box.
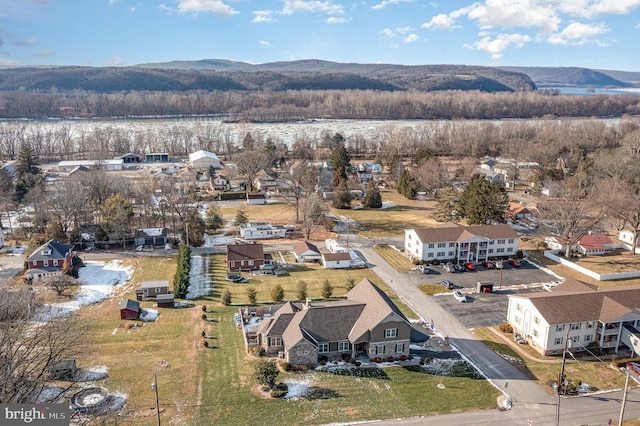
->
(77, 255), (500, 425)
(373, 244), (415, 273)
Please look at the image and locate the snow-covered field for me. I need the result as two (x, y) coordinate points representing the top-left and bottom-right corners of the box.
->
(187, 255), (212, 299)
(51, 261), (132, 315)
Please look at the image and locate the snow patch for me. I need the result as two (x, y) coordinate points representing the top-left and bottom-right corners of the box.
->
(284, 374), (319, 400)
(187, 255), (212, 299)
(140, 309), (159, 322)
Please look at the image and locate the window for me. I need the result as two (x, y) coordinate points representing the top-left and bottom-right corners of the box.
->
(230, 261), (236, 268)
(318, 343), (328, 353)
(516, 303), (522, 312)
(584, 334), (592, 343)
(248, 260), (254, 266)
(428, 243), (435, 249)
(338, 342), (349, 351)
(376, 345), (385, 355)
(497, 239), (506, 245)
(571, 335), (580, 343)
(556, 324), (565, 332)
(570, 323), (581, 330)
(534, 316), (540, 325)
(437, 251), (446, 257)
(385, 328), (398, 338)
(508, 238), (515, 244)
(514, 315), (521, 323)
(533, 330), (539, 337)
(449, 242), (456, 248)
(488, 249), (494, 254)
(44, 260), (49, 267)
(269, 337), (282, 347)
(586, 321), (594, 329)
(427, 252), (434, 258)
(555, 337), (563, 345)
(395, 343), (404, 353)
(437, 243), (446, 248)
(496, 248), (505, 253)
(448, 251), (455, 256)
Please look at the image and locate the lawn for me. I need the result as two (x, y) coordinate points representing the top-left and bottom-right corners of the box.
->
(77, 256), (499, 425)
(374, 244), (414, 273)
(473, 327), (627, 393)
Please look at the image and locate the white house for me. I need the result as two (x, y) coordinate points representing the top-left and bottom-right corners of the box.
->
(545, 233), (615, 256)
(322, 252), (351, 269)
(57, 159), (123, 172)
(189, 150), (222, 170)
(239, 222), (289, 240)
(619, 230), (639, 246)
(507, 280), (640, 356)
(292, 241), (322, 263)
(404, 223), (520, 264)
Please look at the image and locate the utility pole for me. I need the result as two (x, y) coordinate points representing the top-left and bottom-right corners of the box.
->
(619, 367), (630, 426)
(556, 328), (570, 426)
(152, 373), (161, 426)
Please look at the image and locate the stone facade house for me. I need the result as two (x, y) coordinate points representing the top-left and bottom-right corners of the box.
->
(254, 279), (411, 366)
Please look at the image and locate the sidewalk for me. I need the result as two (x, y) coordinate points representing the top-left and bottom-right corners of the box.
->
(486, 326), (560, 364)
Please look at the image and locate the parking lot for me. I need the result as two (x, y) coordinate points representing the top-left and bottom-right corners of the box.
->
(412, 260), (555, 329)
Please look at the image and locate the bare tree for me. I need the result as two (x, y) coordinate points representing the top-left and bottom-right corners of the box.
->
(0, 287), (85, 403)
(41, 274), (79, 297)
(280, 163), (318, 223)
(300, 193), (326, 239)
(599, 176), (640, 254)
(233, 149), (270, 191)
(412, 157), (450, 197)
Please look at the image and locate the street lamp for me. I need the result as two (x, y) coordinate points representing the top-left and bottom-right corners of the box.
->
(152, 373), (161, 426)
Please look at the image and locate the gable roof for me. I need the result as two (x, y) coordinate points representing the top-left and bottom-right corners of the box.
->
(516, 281), (640, 324)
(322, 252), (351, 262)
(412, 223), (518, 244)
(27, 239), (74, 262)
(226, 243), (265, 262)
(579, 233), (614, 250)
(189, 150), (220, 162)
(293, 241), (320, 256)
(119, 299), (140, 312)
(141, 280), (170, 289)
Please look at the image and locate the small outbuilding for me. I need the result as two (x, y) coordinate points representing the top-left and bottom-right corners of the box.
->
(292, 241), (322, 263)
(119, 299), (141, 320)
(48, 359), (77, 381)
(140, 280), (170, 298)
(157, 293), (175, 308)
(247, 192), (267, 205)
(321, 251), (351, 269)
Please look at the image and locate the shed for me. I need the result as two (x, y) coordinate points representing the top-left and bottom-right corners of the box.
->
(145, 153), (169, 163)
(247, 192), (267, 205)
(157, 294), (175, 308)
(48, 359), (77, 381)
(119, 153), (141, 163)
(321, 251), (351, 269)
(477, 281), (494, 293)
(119, 299), (141, 320)
(189, 150), (222, 169)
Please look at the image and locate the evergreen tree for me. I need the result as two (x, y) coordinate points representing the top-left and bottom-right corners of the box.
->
(246, 286), (258, 304)
(205, 206), (224, 231)
(234, 208), (249, 227)
(362, 180), (382, 208)
(411, 147), (434, 165)
(432, 186), (460, 223)
(321, 280), (333, 299)
(254, 359), (279, 387)
(331, 145), (351, 182)
(173, 244), (191, 299)
(221, 289), (232, 306)
(14, 142), (43, 202)
(330, 133), (346, 150)
(183, 209), (206, 247)
(296, 280), (308, 301)
(332, 180), (352, 209)
(397, 169), (417, 199)
(458, 174), (509, 224)
(270, 284), (285, 302)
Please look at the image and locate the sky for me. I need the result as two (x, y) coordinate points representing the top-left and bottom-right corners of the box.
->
(1, 0), (640, 71)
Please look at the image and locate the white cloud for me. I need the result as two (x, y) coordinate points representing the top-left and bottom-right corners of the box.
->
(465, 32), (532, 59)
(403, 33), (420, 43)
(372, 0), (414, 10)
(175, 0), (239, 16)
(547, 22), (610, 45)
(396, 26), (413, 34)
(381, 28), (395, 37)
(421, 13), (457, 30)
(253, 10), (274, 23)
(282, 0), (344, 15)
(10, 35), (38, 46)
(105, 56), (124, 66)
(259, 40), (271, 48)
(560, 0), (640, 18)
(466, 0), (560, 33)
(326, 16), (347, 23)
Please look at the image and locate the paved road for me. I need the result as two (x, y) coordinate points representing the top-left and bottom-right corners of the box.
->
(358, 246), (640, 425)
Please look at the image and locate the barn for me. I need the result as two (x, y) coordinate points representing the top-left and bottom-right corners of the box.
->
(119, 299), (141, 320)
(157, 294), (175, 308)
(189, 150), (222, 170)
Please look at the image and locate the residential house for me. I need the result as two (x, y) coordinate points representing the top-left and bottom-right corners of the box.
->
(239, 222), (289, 240)
(140, 280), (170, 298)
(226, 243), (273, 271)
(254, 170), (277, 192)
(189, 150), (222, 170)
(135, 228), (168, 246)
(246, 192), (267, 205)
(210, 174), (230, 192)
(322, 251), (351, 269)
(545, 233), (615, 256)
(119, 299), (141, 320)
(507, 202), (533, 221)
(507, 280), (640, 356)
(404, 223), (520, 264)
(353, 165), (373, 184)
(25, 239), (75, 281)
(619, 230), (639, 247)
(253, 279), (411, 366)
(119, 153), (142, 163)
(292, 241), (322, 263)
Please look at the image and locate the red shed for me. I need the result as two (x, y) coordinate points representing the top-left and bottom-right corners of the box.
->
(157, 294), (175, 308)
(119, 299), (140, 320)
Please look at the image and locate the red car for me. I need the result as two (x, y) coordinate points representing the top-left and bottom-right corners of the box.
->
(482, 261), (495, 269)
(463, 262), (476, 271)
(508, 259), (521, 267)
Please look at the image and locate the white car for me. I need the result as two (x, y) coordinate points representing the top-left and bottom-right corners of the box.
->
(453, 291), (467, 302)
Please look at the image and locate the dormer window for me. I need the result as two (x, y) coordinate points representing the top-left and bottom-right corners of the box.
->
(42, 249), (52, 256)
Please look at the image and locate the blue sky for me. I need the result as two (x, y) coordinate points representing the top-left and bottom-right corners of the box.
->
(1, 0), (640, 70)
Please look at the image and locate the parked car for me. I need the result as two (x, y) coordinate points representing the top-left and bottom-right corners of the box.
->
(508, 259), (521, 267)
(440, 280), (455, 289)
(443, 263), (455, 273)
(453, 291), (467, 302)
(226, 274), (242, 281)
(417, 264), (430, 274)
(453, 264), (464, 272)
(463, 262), (476, 271)
(482, 261), (495, 269)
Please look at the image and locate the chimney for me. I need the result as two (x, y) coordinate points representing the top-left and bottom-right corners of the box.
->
(305, 298), (312, 309)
